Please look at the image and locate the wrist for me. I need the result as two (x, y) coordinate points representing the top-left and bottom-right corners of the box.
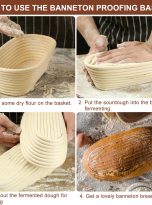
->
(90, 33), (102, 47)
(84, 28), (100, 47)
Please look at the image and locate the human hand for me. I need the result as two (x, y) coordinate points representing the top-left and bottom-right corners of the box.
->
(89, 34), (108, 54)
(94, 41), (152, 64)
(83, 35), (108, 85)
(83, 67), (94, 86)
(0, 113), (21, 147)
(77, 16), (108, 54)
(0, 16), (24, 37)
(117, 41), (143, 49)
(63, 112), (75, 141)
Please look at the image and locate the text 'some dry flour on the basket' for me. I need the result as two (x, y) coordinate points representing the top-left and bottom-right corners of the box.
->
(84, 52), (152, 90)
(0, 112), (67, 191)
(0, 34), (56, 96)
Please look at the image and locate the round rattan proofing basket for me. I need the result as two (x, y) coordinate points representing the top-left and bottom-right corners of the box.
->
(84, 53), (152, 90)
(0, 34), (56, 96)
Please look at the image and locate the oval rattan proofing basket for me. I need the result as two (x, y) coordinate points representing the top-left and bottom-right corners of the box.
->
(20, 112), (67, 168)
(0, 34), (56, 96)
(84, 53), (152, 90)
(0, 112), (67, 191)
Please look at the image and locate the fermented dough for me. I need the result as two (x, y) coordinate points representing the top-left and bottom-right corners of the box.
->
(0, 34), (56, 96)
(84, 52), (152, 90)
(0, 112), (67, 191)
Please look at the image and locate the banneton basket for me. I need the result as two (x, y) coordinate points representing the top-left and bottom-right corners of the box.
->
(0, 145), (54, 191)
(116, 112), (151, 123)
(0, 112), (67, 191)
(103, 112), (150, 123)
(84, 52), (152, 90)
(0, 34), (56, 96)
(102, 112), (116, 120)
(20, 112), (67, 168)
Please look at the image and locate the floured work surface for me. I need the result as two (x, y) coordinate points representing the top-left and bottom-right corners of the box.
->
(77, 55), (152, 98)
(0, 48), (75, 98)
(77, 113), (152, 191)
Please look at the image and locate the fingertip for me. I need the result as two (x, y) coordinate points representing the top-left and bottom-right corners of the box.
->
(10, 125), (21, 135)
(15, 126), (22, 134)
(12, 134), (20, 143)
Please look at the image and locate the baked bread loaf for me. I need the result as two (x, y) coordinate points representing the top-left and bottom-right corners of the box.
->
(83, 127), (152, 181)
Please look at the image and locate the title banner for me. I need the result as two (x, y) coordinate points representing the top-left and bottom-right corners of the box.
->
(0, 0), (152, 14)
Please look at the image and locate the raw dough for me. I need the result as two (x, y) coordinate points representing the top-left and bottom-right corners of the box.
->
(0, 34), (56, 96)
(84, 53), (152, 90)
(0, 112), (67, 191)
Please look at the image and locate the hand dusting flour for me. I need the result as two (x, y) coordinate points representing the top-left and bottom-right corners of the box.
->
(0, 16), (24, 37)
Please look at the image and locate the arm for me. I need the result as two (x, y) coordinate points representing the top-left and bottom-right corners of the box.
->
(77, 16), (108, 53)
(77, 16), (100, 47)
(63, 112), (75, 141)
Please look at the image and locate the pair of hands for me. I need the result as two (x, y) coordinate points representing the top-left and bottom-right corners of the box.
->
(84, 34), (152, 84)
(89, 34), (152, 63)
(0, 113), (75, 148)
